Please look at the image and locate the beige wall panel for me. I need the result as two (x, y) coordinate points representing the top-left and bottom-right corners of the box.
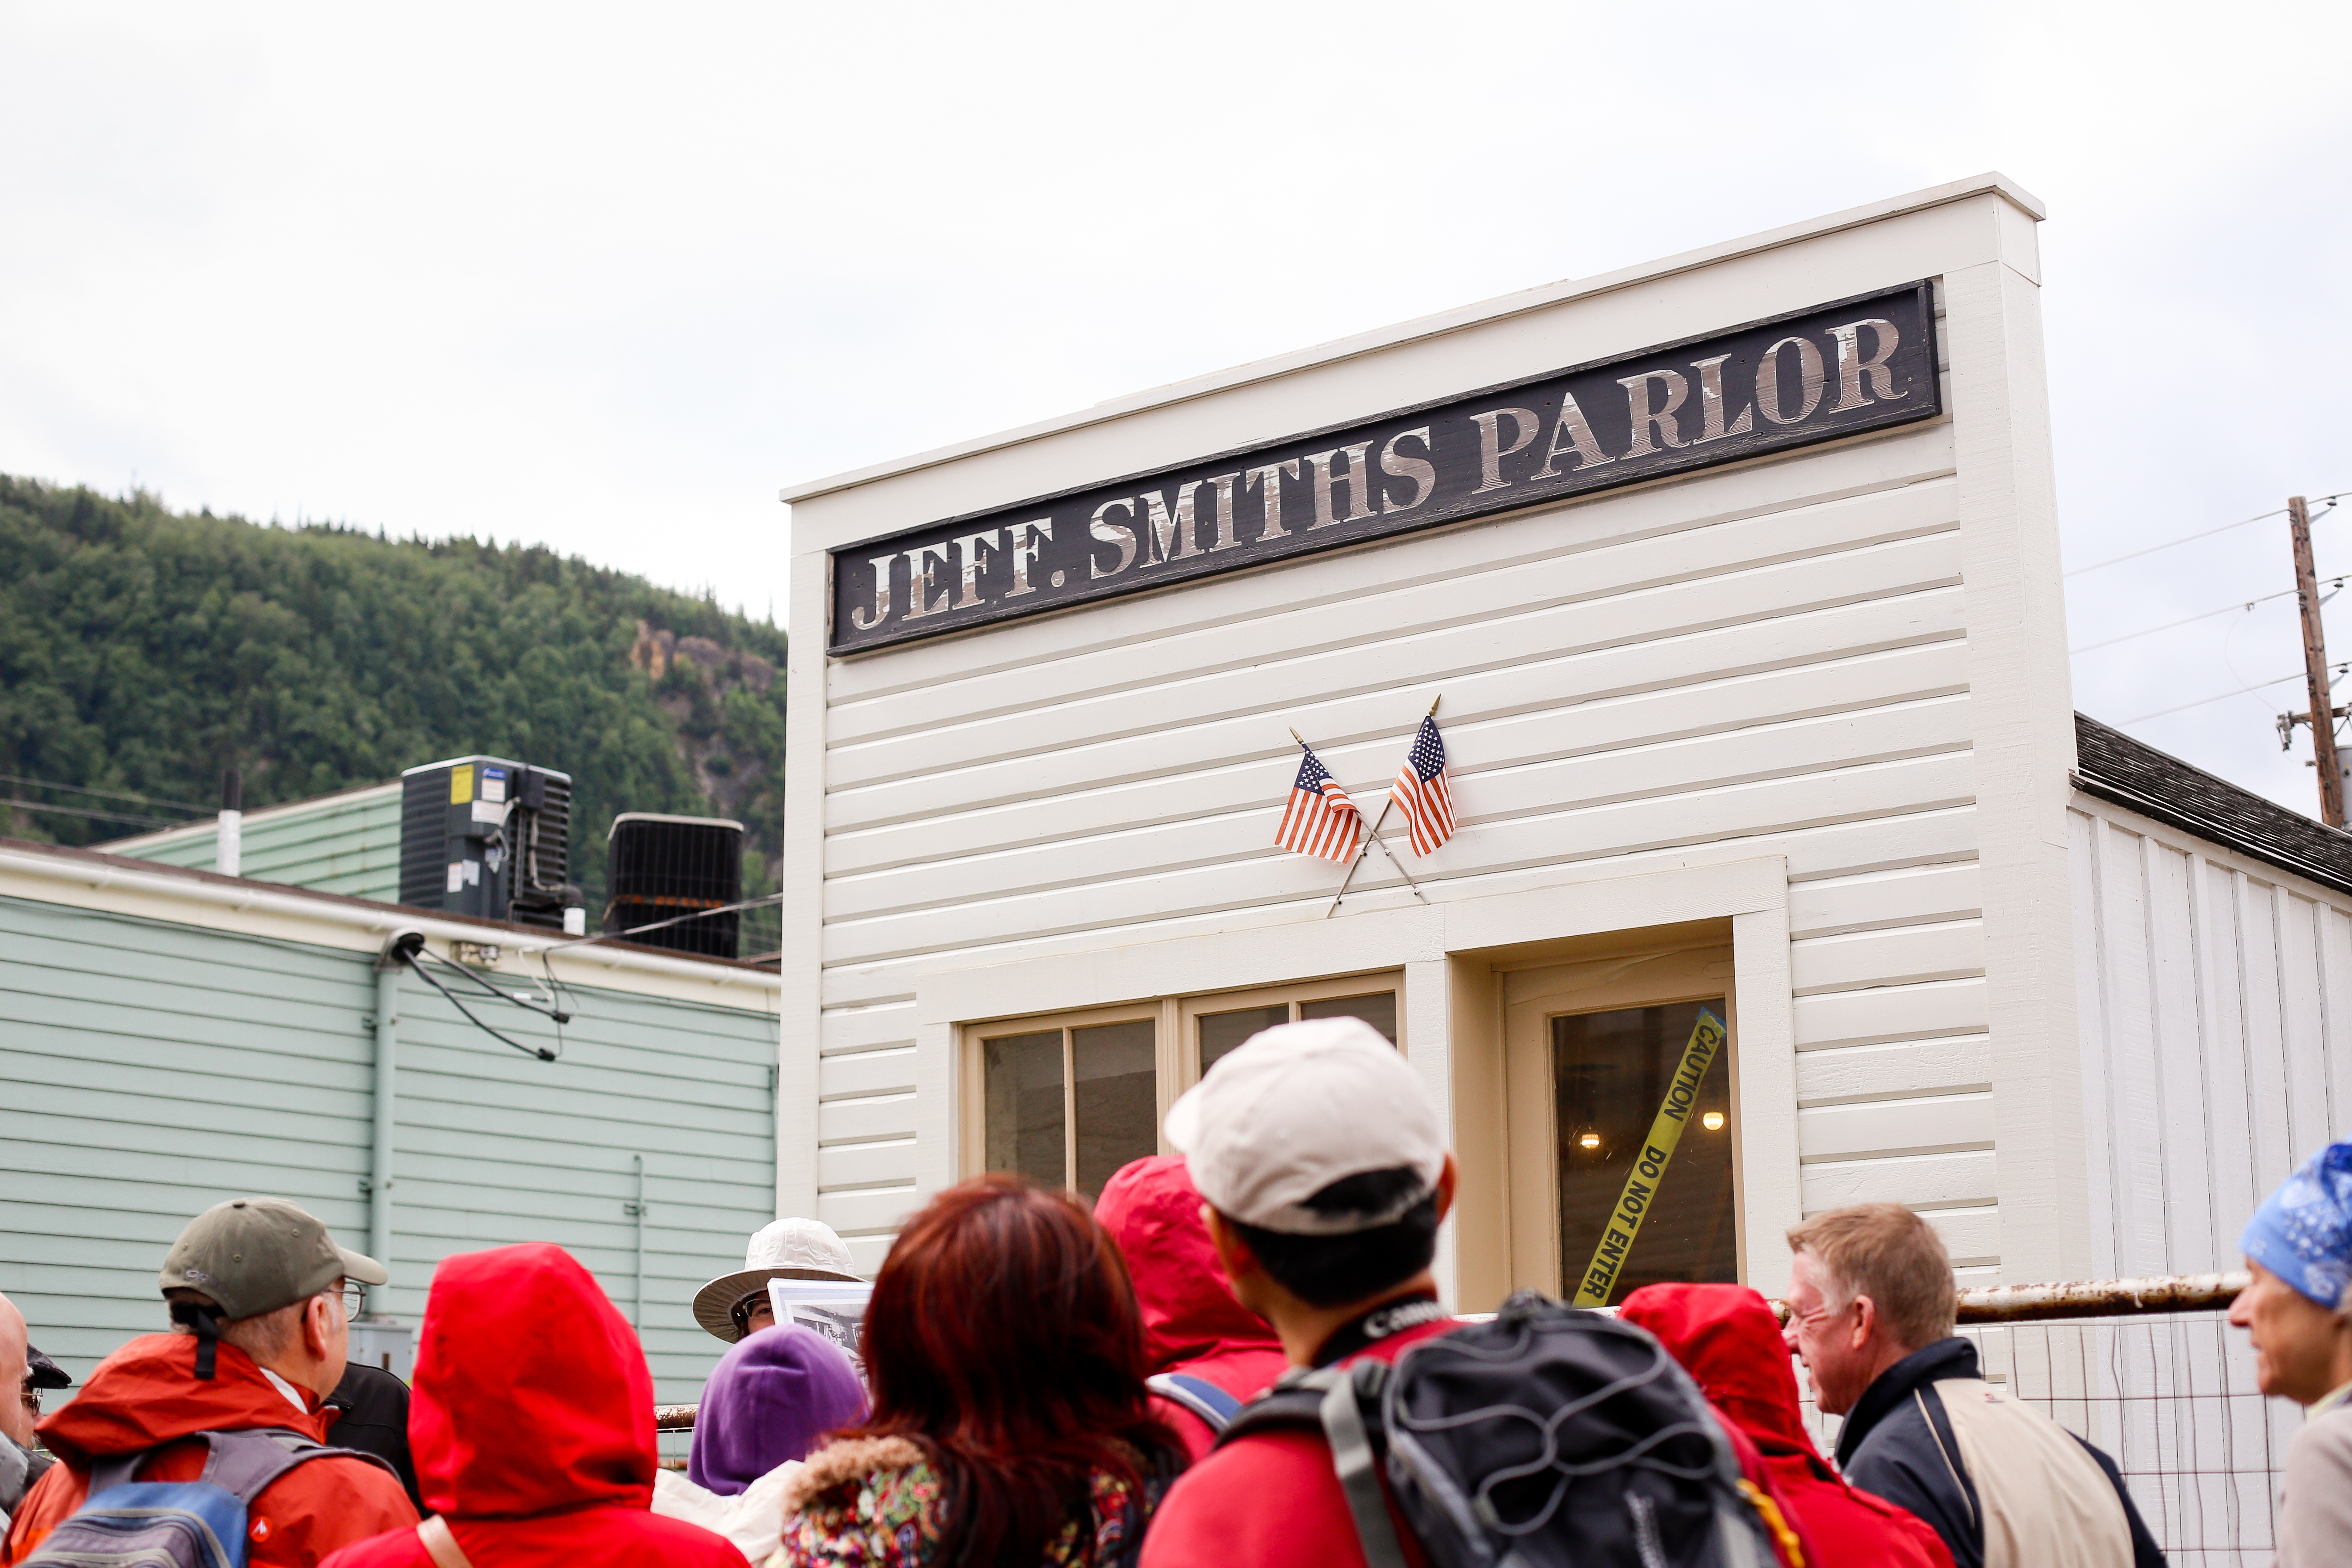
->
(818, 1047), (919, 1100)
(817, 1093), (917, 1146)
(2070, 797), (2352, 1283)
(812, 807), (1977, 1015)
(842, 1235), (892, 1277)
(818, 1003), (918, 1054)
(1801, 1148), (1999, 1212)
(1793, 975), (1988, 1050)
(816, 1139), (920, 1191)
(1790, 919), (1986, 995)
(816, 1186), (922, 1237)
(1921, 1205), (2002, 1265)
(1795, 1034), (1993, 1106)
(837, 639), (1975, 884)
(1799, 1091), (1996, 1161)
(825, 697), (1971, 925)
(830, 635), (1969, 876)
(830, 585), (1965, 842)
(821, 749), (1975, 970)
(1789, 863), (1983, 941)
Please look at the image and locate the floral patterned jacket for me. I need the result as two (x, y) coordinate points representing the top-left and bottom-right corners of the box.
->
(766, 1435), (1161, 1568)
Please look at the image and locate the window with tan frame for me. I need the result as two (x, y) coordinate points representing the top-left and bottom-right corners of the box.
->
(961, 970), (1404, 1201)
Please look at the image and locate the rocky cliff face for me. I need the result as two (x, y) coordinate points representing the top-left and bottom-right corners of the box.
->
(628, 619), (784, 883)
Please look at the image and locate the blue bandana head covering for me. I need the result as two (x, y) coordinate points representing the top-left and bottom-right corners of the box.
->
(2242, 1142), (2352, 1310)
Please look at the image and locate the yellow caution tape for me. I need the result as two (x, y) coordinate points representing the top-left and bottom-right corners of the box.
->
(1569, 1008), (1727, 1308)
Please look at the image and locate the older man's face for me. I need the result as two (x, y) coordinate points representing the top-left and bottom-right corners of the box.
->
(0, 1292), (34, 1447)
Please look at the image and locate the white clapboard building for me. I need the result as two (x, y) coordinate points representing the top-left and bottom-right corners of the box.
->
(775, 174), (2352, 1307)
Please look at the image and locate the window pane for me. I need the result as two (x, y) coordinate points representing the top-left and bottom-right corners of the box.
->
(1199, 1004), (1287, 1076)
(1299, 991), (1398, 1044)
(983, 1030), (1065, 1186)
(1553, 1000), (1735, 1305)
(1072, 1020), (1158, 1202)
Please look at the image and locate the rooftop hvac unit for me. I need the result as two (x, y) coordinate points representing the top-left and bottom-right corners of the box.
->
(606, 813), (743, 959)
(398, 756), (579, 931)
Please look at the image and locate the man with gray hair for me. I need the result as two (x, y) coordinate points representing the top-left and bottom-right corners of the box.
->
(1, 1197), (415, 1565)
(1781, 1202), (2162, 1568)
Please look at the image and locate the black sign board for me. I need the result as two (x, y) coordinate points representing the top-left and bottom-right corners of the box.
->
(827, 282), (1939, 655)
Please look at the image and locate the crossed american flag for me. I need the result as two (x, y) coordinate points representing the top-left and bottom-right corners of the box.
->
(1276, 707), (1455, 871)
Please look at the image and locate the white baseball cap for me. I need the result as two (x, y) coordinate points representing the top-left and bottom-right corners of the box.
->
(1164, 1017), (1446, 1235)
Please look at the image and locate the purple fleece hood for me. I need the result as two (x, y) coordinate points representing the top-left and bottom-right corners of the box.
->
(686, 1322), (869, 1494)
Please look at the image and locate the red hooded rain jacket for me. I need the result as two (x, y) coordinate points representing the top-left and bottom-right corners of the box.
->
(1, 1333), (417, 1566)
(319, 1243), (741, 1568)
(1619, 1283), (1957, 1568)
(1093, 1156), (1291, 1461)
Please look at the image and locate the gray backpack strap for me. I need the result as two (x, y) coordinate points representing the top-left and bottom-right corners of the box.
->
(195, 1428), (401, 1503)
(83, 1452), (147, 1498)
(194, 1430), (317, 1506)
(1317, 1367), (1412, 1568)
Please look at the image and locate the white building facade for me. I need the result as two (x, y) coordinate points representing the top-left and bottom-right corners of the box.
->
(776, 175), (2352, 1305)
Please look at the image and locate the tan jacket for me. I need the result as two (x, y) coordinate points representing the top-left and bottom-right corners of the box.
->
(2278, 1392), (2352, 1568)
(1931, 1378), (2132, 1568)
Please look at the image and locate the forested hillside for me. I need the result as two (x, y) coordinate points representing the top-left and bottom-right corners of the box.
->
(0, 476), (786, 917)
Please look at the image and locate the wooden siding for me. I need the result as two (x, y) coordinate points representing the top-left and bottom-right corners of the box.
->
(808, 398), (2008, 1275)
(107, 785), (404, 902)
(2069, 797), (2352, 1276)
(0, 893), (774, 1421)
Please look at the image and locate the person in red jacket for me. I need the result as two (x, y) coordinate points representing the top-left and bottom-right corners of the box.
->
(3, 1197), (417, 1567)
(320, 1243), (740, 1568)
(1619, 1282), (1957, 1568)
(1138, 1018), (1471, 1568)
(1093, 1156), (1290, 1461)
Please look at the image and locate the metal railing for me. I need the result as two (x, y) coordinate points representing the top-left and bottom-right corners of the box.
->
(652, 1273), (2283, 1563)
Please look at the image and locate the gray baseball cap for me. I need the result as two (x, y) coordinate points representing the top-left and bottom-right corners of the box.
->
(158, 1197), (387, 1320)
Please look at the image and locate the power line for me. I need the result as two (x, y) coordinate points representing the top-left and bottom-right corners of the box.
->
(2067, 577), (2347, 657)
(2110, 665), (2349, 728)
(2064, 493), (2343, 580)
(0, 772), (209, 814)
(2, 797), (186, 830)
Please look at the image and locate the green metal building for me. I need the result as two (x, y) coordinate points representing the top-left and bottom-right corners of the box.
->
(0, 835), (781, 1446)
(101, 782), (404, 902)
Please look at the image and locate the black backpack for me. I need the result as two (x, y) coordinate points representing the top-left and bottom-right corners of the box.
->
(1216, 1292), (1776, 1568)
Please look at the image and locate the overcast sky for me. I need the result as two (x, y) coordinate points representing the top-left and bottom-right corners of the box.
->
(2, 3), (2346, 815)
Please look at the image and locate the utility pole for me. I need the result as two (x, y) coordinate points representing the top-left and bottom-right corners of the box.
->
(2288, 495), (2347, 827)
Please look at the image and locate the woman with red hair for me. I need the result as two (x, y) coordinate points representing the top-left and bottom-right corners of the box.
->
(772, 1176), (1185, 1568)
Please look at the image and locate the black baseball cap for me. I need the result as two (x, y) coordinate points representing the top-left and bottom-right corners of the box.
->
(24, 1344), (69, 1390)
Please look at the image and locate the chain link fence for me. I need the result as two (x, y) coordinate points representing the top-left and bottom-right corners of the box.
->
(1796, 1273), (2279, 1568)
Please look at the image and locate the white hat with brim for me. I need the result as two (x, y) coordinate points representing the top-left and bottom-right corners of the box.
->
(692, 1217), (862, 1342)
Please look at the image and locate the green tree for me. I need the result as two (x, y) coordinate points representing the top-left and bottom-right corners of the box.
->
(0, 477), (787, 919)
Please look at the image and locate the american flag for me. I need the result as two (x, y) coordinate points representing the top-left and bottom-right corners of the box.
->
(1275, 745), (1362, 863)
(1390, 715), (1456, 856)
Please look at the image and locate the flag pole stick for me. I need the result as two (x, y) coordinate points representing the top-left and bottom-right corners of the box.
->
(1307, 692), (1442, 919)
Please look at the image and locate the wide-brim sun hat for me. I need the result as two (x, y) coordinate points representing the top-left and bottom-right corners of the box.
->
(693, 1216), (862, 1342)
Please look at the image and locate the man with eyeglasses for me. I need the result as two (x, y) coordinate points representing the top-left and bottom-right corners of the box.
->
(0, 1290), (51, 1533)
(1, 1197), (416, 1566)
